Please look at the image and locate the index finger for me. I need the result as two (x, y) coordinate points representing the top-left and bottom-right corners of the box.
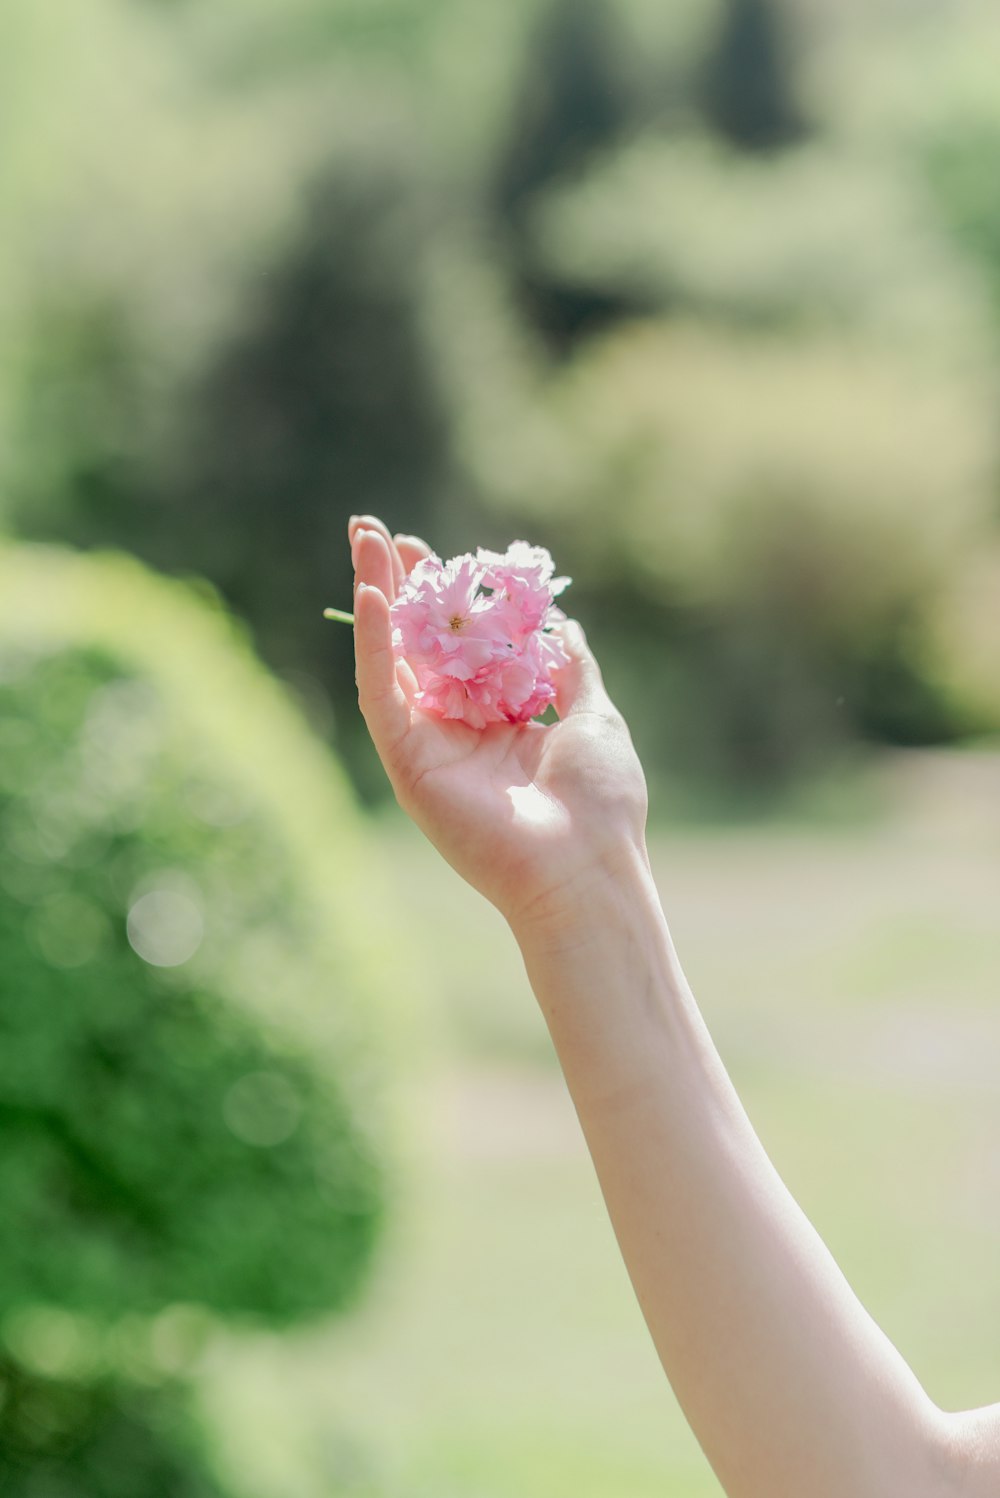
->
(354, 581), (410, 760)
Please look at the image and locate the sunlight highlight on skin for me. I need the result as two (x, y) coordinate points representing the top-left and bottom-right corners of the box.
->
(505, 782), (540, 823)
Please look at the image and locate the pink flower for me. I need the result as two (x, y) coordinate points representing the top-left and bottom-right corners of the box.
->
(390, 542), (571, 727)
(477, 542), (571, 639)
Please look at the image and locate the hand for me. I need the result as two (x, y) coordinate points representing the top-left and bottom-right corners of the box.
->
(349, 516), (649, 932)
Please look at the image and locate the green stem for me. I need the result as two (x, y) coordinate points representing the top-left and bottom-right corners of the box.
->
(323, 607), (356, 625)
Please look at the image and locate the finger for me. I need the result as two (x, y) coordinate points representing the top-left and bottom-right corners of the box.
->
(394, 532), (433, 576)
(354, 582), (410, 755)
(396, 656), (420, 704)
(353, 529), (420, 704)
(550, 618), (616, 719)
(353, 528), (395, 605)
(349, 514), (405, 597)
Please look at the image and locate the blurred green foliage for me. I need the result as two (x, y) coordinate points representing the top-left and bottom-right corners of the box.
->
(1, 1356), (229, 1498)
(507, 323), (996, 782)
(0, 543), (388, 1491)
(2, 0), (999, 810)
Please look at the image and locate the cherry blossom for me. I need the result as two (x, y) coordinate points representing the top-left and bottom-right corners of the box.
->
(390, 542), (571, 727)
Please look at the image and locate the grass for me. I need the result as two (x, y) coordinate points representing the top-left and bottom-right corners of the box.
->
(197, 747), (1000, 1497)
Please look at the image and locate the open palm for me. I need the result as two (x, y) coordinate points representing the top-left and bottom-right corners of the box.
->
(349, 517), (648, 927)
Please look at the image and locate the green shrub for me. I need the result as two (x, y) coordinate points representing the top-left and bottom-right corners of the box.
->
(0, 543), (392, 1489)
(0, 1355), (229, 1498)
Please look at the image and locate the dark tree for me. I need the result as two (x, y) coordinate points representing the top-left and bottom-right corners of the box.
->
(493, 0), (630, 225)
(154, 160), (457, 795)
(8, 151), (458, 800)
(700, 0), (808, 153)
(490, 0), (653, 356)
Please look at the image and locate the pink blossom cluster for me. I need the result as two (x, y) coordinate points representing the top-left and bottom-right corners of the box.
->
(390, 542), (572, 728)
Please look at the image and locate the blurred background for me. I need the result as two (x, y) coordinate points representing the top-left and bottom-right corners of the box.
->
(1, 0), (999, 1493)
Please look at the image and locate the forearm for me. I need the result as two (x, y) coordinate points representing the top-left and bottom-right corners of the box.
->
(512, 840), (956, 1498)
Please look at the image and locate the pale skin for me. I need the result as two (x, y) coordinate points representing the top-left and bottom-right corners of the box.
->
(349, 513), (1000, 1498)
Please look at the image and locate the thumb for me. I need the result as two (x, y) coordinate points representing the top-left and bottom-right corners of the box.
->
(551, 618), (615, 719)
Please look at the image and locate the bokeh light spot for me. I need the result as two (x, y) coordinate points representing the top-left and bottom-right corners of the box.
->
(127, 887), (204, 968)
(149, 1303), (214, 1375)
(2, 1306), (101, 1380)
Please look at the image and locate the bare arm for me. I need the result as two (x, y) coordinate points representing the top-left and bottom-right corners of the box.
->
(513, 851), (962, 1498)
(349, 514), (998, 1498)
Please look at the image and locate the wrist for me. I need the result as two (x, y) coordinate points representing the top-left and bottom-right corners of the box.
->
(506, 834), (655, 953)
(509, 835), (686, 1011)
